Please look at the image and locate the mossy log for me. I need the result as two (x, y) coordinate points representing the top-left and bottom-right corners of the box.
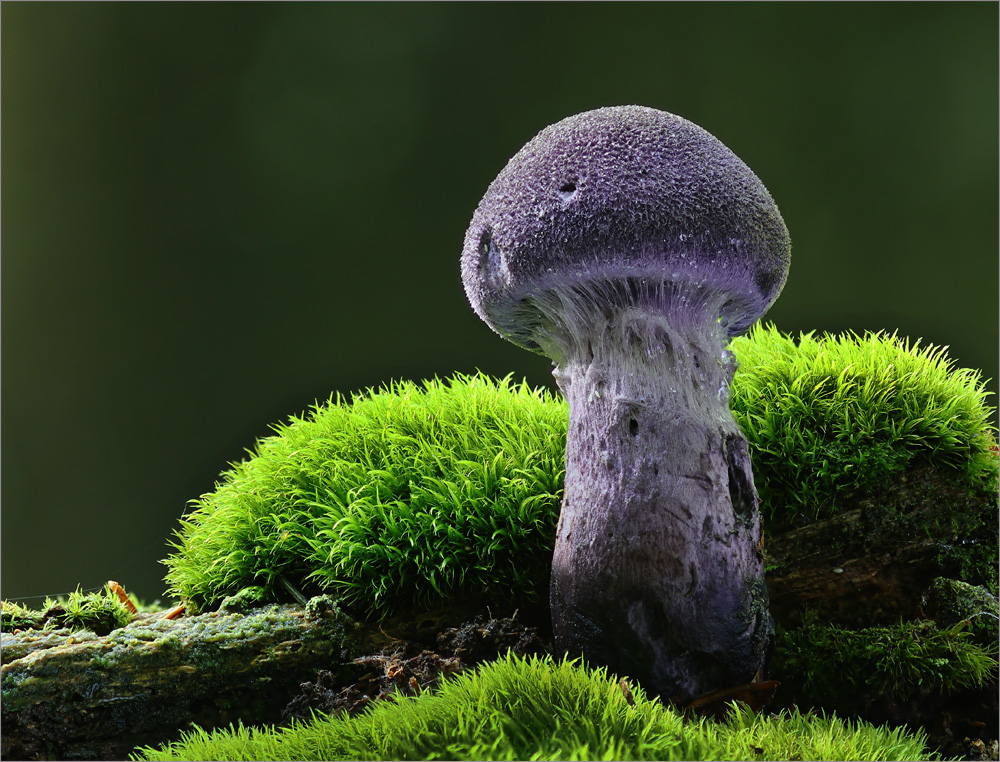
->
(0, 594), (500, 762)
(766, 514), (940, 627)
(763, 465), (997, 630)
(0, 600), (365, 761)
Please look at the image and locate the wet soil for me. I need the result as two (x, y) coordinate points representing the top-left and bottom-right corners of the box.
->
(281, 611), (553, 725)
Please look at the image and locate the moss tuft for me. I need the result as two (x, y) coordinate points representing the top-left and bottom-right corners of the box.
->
(2, 585), (135, 636)
(730, 325), (998, 532)
(165, 374), (566, 615)
(163, 330), (997, 616)
(131, 653), (931, 762)
(1, 600), (46, 633)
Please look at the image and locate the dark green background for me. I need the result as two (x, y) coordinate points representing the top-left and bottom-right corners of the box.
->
(3, 3), (997, 604)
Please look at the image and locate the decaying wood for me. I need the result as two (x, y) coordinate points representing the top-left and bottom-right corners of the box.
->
(1, 600), (364, 760)
(0, 594), (496, 761)
(763, 464), (996, 629)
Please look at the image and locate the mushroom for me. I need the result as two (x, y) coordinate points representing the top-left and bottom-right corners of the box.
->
(460, 105), (790, 702)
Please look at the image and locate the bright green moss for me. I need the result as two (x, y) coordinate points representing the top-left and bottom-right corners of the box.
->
(1, 585), (134, 636)
(1, 600), (46, 632)
(164, 328), (998, 615)
(131, 653), (931, 762)
(165, 374), (566, 615)
(730, 325), (998, 531)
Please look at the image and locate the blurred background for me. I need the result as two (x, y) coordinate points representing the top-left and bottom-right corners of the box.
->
(3, 3), (997, 604)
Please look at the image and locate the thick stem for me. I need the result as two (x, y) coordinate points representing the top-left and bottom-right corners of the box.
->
(547, 302), (773, 703)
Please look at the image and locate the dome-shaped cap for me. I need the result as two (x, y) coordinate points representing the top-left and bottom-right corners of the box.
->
(461, 105), (791, 349)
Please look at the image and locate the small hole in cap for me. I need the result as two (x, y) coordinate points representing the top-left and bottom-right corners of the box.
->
(557, 181), (577, 203)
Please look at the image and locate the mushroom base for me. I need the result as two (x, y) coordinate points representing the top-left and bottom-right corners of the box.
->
(548, 306), (773, 704)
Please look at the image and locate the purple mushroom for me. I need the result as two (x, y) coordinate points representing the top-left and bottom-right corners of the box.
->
(460, 106), (791, 702)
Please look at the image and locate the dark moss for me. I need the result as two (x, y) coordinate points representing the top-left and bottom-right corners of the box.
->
(774, 616), (997, 706)
(923, 577), (1000, 648)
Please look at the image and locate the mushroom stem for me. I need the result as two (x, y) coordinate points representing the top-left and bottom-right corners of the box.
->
(540, 282), (773, 703)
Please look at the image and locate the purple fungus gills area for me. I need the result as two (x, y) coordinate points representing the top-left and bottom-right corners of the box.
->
(461, 105), (791, 703)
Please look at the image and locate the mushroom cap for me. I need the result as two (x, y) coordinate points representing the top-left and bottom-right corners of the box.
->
(461, 105), (791, 350)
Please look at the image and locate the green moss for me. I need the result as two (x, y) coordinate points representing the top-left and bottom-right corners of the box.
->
(775, 615), (998, 705)
(922, 577), (1000, 647)
(729, 325), (998, 532)
(1, 585), (135, 636)
(131, 653), (931, 762)
(1, 600), (46, 632)
(164, 328), (997, 617)
(165, 373), (566, 615)
(218, 586), (268, 614)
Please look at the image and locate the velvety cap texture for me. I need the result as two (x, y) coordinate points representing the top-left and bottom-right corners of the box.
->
(462, 105), (791, 344)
